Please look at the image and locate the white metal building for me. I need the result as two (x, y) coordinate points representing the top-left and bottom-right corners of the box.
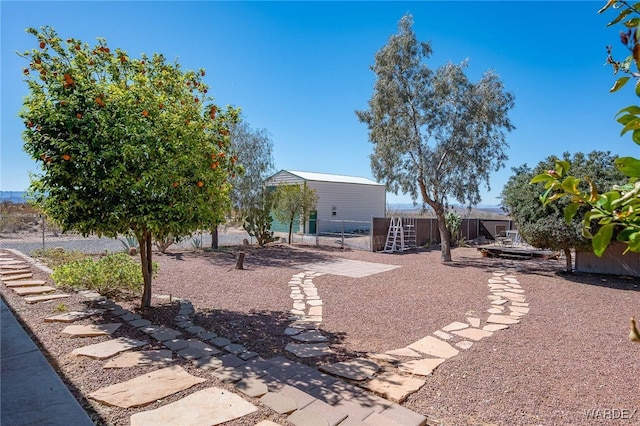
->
(265, 170), (386, 234)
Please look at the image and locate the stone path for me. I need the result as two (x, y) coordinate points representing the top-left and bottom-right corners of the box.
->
(281, 264), (530, 406)
(1, 250), (529, 426)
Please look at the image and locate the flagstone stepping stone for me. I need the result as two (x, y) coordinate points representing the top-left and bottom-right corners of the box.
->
(4, 279), (47, 288)
(45, 309), (106, 323)
(25, 293), (71, 304)
(193, 355), (224, 370)
(0, 269), (31, 277)
(78, 290), (103, 300)
(488, 278), (506, 284)
(456, 341), (474, 350)
(487, 295), (501, 300)
(61, 323), (121, 337)
(509, 311), (527, 318)
(196, 331), (217, 340)
(235, 377), (268, 397)
(512, 302), (529, 307)
(1, 273), (33, 282)
(385, 347), (422, 358)
(164, 339), (189, 351)
(398, 358), (445, 376)
(151, 329), (182, 342)
(488, 284), (510, 289)
(260, 392), (298, 414)
(307, 299), (323, 306)
(211, 366), (244, 382)
(211, 337), (231, 347)
(284, 327), (303, 336)
(177, 347), (210, 360)
(224, 343), (247, 355)
(491, 299), (508, 305)
(408, 336), (459, 359)
(0, 260), (27, 265)
(103, 350), (173, 368)
(90, 365), (206, 408)
(129, 318), (152, 328)
(483, 324), (509, 332)
(494, 292), (526, 303)
(186, 325), (206, 334)
(487, 308), (504, 314)
(467, 317), (481, 328)
(363, 371), (425, 403)
(72, 337), (147, 359)
(238, 351), (259, 361)
(120, 312), (141, 321)
(288, 400), (348, 426)
(510, 306), (530, 314)
(130, 386), (257, 426)
(441, 321), (469, 332)
(502, 288), (525, 294)
(451, 328), (493, 341)
(110, 307), (128, 316)
(291, 331), (328, 343)
(433, 330), (453, 340)
(307, 306), (322, 317)
(0, 264), (29, 269)
(12, 285), (56, 295)
(486, 315), (520, 325)
(285, 343), (333, 358)
(320, 358), (380, 381)
(367, 353), (399, 364)
(139, 325), (164, 335)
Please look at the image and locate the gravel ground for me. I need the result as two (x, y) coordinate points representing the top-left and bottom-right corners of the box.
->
(1, 244), (639, 425)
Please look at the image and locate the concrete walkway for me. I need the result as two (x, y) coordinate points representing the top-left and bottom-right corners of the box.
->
(0, 298), (93, 426)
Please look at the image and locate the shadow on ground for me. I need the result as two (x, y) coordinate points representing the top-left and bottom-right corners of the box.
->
(195, 307), (363, 366)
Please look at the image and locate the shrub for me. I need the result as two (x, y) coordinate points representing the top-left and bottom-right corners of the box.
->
(31, 248), (87, 268)
(51, 253), (157, 300)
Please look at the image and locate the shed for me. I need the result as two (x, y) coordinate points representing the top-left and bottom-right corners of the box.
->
(265, 170), (386, 234)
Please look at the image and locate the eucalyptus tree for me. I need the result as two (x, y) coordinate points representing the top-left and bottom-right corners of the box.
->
(20, 27), (240, 308)
(356, 14), (515, 261)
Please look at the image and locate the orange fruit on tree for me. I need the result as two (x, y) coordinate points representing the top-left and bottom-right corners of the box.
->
(62, 154), (71, 161)
(23, 68), (29, 75)
(142, 110), (149, 117)
(172, 182), (178, 188)
(76, 113), (82, 119)
(197, 181), (204, 187)
(39, 41), (46, 49)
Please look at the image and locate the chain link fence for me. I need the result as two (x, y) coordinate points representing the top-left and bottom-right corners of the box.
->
(0, 214), (372, 255)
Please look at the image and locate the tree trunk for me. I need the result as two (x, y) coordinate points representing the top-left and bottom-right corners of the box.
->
(211, 225), (219, 250)
(138, 229), (153, 309)
(288, 218), (294, 245)
(236, 252), (245, 270)
(436, 210), (452, 262)
(563, 248), (573, 273)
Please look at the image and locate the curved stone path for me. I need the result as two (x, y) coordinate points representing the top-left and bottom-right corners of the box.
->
(1, 250), (429, 426)
(282, 263), (529, 404)
(3, 249), (528, 426)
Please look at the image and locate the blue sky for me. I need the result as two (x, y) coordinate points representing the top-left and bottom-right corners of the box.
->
(2, 1), (639, 206)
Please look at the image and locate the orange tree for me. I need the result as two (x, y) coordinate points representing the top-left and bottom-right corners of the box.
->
(19, 27), (240, 308)
(533, 2), (640, 257)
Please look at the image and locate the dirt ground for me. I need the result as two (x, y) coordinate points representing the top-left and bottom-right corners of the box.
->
(1, 244), (639, 425)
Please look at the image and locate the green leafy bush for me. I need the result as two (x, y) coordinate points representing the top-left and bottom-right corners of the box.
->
(31, 248), (87, 268)
(51, 253), (157, 299)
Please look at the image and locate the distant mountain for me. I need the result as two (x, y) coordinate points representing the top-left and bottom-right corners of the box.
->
(0, 191), (29, 204)
(387, 202), (507, 218)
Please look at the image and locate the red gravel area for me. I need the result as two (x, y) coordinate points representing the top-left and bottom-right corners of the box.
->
(1, 245), (639, 425)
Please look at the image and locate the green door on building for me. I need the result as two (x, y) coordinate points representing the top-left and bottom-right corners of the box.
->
(309, 210), (317, 234)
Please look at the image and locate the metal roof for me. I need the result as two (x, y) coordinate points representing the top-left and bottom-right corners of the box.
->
(283, 170), (383, 186)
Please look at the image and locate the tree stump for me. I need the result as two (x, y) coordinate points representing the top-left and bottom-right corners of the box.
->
(236, 252), (245, 270)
